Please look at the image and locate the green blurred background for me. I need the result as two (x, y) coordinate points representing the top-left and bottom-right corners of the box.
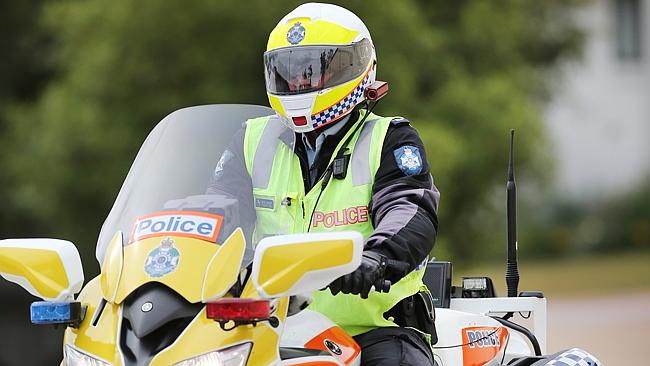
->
(0, 0), (648, 364)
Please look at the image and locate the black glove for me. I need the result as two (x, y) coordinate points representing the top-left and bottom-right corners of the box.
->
(329, 250), (387, 299)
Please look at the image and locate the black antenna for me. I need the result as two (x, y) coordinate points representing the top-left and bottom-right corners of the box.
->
(506, 129), (519, 298)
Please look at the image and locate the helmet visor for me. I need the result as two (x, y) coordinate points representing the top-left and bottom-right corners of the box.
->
(264, 39), (373, 95)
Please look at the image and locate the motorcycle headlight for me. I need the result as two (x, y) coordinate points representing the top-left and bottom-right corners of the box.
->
(65, 345), (110, 366)
(173, 343), (251, 366)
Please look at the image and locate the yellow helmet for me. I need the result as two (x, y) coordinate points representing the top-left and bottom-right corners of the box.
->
(264, 3), (377, 133)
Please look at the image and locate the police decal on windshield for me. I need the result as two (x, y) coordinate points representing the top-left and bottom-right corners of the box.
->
(130, 211), (223, 243)
(393, 145), (423, 176)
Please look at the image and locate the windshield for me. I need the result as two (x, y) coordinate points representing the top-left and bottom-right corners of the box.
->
(96, 104), (287, 269)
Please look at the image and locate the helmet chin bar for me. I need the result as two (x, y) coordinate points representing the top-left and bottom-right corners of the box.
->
(291, 116), (308, 127)
(304, 112), (351, 133)
(275, 69), (374, 134)
(282, 105), (358, 134)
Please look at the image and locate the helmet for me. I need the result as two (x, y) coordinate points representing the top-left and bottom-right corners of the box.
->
(264, 3), (376, 133)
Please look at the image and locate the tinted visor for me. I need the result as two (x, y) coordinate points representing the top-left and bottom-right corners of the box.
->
(264, 39), (373, 95)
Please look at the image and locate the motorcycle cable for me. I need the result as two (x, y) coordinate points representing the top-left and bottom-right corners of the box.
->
(306, 99), (380, 232)
(432, 328), (501, 350)
(491, 316), (542, 356)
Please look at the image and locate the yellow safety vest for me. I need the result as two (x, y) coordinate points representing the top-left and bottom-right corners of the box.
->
(243, 110), (426, 336)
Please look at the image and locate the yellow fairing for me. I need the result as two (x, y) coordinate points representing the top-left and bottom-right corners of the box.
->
(258, 239), (353, 296)
(68, 275), (290, 365)
(267, 18), (359, 50)
(66, 276), (122, 365)
(150, 297), (289, 365)
(0, 247), (69, 299)
(111, 231), (244, 304)
(113, 236), (217, 304)
(100, 231), (123, 302)
(202, 228), (246, 301)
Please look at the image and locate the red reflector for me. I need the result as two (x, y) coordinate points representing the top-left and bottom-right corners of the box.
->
(292, 116), (308, 126)
(206, 298), (270, 322)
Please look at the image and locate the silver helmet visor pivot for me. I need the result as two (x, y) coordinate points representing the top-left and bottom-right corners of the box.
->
(264, 39), (372, 95)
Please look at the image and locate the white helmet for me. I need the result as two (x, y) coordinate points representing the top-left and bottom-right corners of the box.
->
(264, 3), (377, 133)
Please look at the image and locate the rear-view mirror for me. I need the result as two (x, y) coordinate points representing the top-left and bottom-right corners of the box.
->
(0, 239), (84, 301)
(251, 231), (362, 298)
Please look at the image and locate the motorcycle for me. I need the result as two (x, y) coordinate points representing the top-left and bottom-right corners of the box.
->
(0, 104), (601, 365)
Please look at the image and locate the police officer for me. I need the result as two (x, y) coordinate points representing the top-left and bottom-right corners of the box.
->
(208, 3), (439, 365)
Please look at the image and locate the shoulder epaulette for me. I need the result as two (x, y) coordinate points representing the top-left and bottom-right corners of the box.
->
(390, 117), (411, 126)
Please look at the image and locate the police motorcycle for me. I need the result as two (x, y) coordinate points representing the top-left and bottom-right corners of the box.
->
(0, 104), (602, 366)
(420, 130), (603, 366)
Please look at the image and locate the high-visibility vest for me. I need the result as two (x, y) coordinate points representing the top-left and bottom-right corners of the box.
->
(243, 110), (426, 336)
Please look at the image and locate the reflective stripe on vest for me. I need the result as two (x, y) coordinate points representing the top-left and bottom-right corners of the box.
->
(243, 111), (427, 336)
(351, 118), (378, 186)
(251, 117), (289, 189)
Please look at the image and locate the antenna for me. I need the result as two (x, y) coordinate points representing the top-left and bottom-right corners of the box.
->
(506, 129), (519, 298)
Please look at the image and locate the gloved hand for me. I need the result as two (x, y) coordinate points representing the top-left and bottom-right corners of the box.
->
(329, 250), (387, 299)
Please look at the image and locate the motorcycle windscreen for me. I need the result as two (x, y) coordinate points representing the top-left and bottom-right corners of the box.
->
(95, 104), (296, 304)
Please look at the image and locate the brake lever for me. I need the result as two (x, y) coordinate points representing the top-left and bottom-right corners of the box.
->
(373, 259), (410, 293)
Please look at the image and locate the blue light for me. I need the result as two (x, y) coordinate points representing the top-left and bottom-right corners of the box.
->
(30, 301), (78, 325)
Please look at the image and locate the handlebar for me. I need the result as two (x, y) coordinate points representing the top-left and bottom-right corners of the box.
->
(374, 259), (410, 293)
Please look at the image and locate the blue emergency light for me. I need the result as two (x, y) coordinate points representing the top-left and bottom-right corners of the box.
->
(30, 301), (83, 326)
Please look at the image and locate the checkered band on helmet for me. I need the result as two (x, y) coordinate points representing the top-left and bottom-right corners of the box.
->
(310, 72), (371, 129)
(546, 348), (602, 366)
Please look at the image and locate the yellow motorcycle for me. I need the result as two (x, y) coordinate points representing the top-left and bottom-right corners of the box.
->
(0, 105), (365, 365)
(0, 104), (603, 366)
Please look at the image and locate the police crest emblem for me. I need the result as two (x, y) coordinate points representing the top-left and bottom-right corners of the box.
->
(287, 22), (306, 44)
(144, 237), (180, 278)
(393, 145), (423, 176)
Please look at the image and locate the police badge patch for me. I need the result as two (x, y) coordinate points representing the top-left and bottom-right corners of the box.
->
(393, 145), (423, 176)
(144, 237), (180, 278)
(287, 22), (306, 44)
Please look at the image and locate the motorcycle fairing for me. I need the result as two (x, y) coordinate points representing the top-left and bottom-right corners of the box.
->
(101, 231), (124, 303)
(148, 298), (288, 365)
(201, 228), (247, 302)
(281, 356), (341, 365)
(67, 275), (292, 365)
(282, 309), (362, 366)
(461, 326), (509, 365)
(103, 229), (245, 305)
(66, 276), (122, 364)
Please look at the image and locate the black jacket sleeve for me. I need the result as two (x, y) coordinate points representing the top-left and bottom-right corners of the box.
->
(365, 119), (440, 279)
(205, 124), (257, 238)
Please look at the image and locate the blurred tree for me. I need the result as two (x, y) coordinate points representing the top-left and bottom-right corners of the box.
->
(521, 175), (650, 259)
(0, 0), (55, 239)
(354, 0), (584, 261)
(2, 0), (585, 276)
